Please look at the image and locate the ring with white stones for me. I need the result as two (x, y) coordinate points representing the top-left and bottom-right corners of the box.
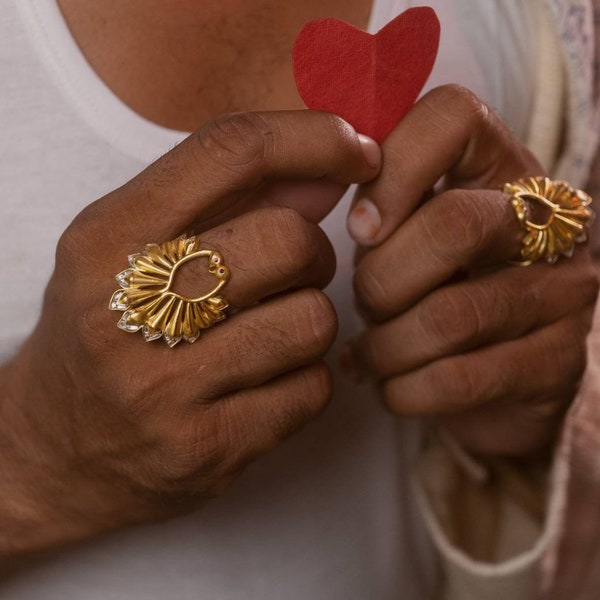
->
(504, 176), (594, 266)
(109, 235), (230, 347)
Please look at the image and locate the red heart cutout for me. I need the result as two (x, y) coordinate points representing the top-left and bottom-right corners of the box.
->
(293, 8), (440, 143)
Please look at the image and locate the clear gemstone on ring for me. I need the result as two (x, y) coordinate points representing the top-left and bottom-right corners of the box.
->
(117, 313), (142, 332)
(163, 334), (182, 348)
(142, 325), (163, 342)
(128, 253), (144, 268)
(109, 290), (129, 311)
(116, 269), (134, 288)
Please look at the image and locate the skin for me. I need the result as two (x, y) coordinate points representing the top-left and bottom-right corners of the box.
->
(56, 0), (373, 130)
(0, 0), (597, 572)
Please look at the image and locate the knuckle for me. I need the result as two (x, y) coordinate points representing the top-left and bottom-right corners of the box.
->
(256, 207), (324, 277)
(228, 290), (337, 374)
(431, 358), (483, 411)
(426, 190), (487, 264)
(291, 289), (338, 355)
(419, 286), (486, 348)
(55, 223), (89, 274)
(161, 416), (230, 486)
(519, 277), (544, 318)
(424, 84), (488, 126)
(55, 205), (110, 276)
(353, 258), (391, 318)
(196, 113), (275, 183)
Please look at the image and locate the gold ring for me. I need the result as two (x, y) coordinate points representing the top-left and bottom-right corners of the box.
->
(504, 176), (594, 266)
(109, 235), (230, 347)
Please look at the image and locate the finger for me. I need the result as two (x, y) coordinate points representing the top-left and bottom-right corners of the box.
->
(95, 204), (335, 312)
(347, 84), (542, 246)
(203, 362), (332, 469)
(82, 111), (381, 244)
(259, 179), (349, 223)
(354, 188), (525, 322)
(107, 288), (337, 402)
(381, 307), (594, 417)
(353, 250), (599, 379)
(162, 206), (337, 310)
(191, 289), (337, 398)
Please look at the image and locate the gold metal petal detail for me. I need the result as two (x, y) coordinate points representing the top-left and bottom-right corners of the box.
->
(504, 176), (594, 266)
(109, 235), (230, 346)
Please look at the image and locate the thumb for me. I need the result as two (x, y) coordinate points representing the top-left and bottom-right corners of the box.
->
(258, 179), (349, 223)
(346, 85), (542, 247)
(78, 111), (382, 251)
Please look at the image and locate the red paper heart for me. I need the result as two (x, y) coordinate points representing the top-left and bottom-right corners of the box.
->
(293, 8), (440, 143)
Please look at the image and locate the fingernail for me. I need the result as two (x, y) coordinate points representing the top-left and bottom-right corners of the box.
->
(339, 342), (361, 382)
(347, 198), (381, 245)
(357, 134), (381, 170)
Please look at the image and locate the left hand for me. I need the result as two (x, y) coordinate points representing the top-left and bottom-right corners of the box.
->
(346, 85), (599, 458)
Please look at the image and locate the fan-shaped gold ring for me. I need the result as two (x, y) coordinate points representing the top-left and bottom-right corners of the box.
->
(504, 176), (594, 266)
(109, 235), (230, 347)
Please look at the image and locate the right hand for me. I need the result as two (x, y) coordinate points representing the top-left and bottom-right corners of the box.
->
(0, 111), (380, 559)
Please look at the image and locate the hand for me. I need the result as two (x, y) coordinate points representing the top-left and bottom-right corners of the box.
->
(0, 111), (381, 563)
(346, 85), (599, 458)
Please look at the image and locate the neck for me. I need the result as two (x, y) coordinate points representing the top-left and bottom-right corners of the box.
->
(58, 0), (373, 131)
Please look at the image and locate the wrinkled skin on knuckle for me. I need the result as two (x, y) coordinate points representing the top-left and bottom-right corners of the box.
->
(517, 277), (545, 324)
(353, 260), (391, 319)
(422, 84), (488, 131)
(429, 358), (484, 413)
(195, 113), (275, 186)
(424, 84), (536, 184)
(228, 317), (288, 377)
(429, 190), (487, 264)
(254, 206), (332, 284)
(55, 197), (124, 276)
(248, 290), (337, 367)
(468, 281), (513, 338)
(428, 355), (508, 413)
(294, 289), (338, 357)
(418, 286), (484, 349)
(54, 223), (96, 280)
(161, 424), (229, 491)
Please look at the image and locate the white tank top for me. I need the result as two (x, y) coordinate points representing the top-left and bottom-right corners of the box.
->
(0, 1), (535, 598)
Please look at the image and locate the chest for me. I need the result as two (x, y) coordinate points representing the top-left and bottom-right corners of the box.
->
(56, 0), (374, 131)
